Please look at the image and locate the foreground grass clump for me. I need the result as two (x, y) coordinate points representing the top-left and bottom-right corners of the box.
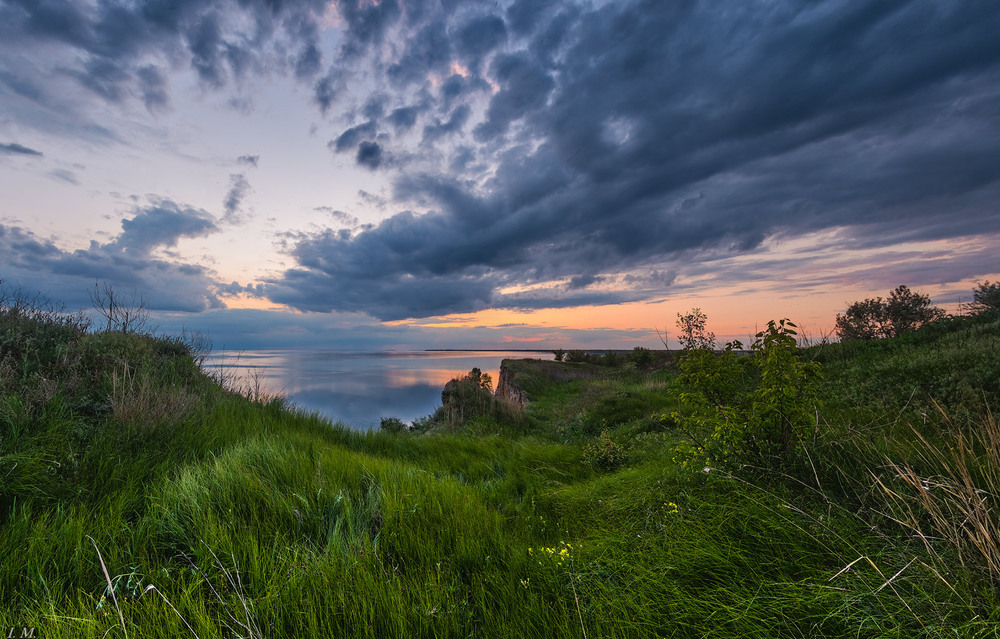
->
(2, 293), (1000, 637)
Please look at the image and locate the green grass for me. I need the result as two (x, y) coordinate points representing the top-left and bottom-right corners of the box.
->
(2, 300), (1000, 637)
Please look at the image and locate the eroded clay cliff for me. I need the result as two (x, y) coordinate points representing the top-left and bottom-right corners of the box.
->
(494, 359), (530, 409)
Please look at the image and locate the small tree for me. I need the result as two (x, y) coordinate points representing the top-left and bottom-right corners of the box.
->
(835, 297), (887, 340)
(463, 367), (493, 392)
(566, 350), (592, 363)
(969, 281), (1000, 314)
(885, 285), (944, 335)
(748, 319), (821, 457)
(552, 348), (565, 362)
(676, 308), (715, 350)
(835, 285), (943, 340)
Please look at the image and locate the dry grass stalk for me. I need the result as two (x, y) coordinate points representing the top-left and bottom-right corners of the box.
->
(111, 364), (196, 428)
(873, 402), (1000, 581)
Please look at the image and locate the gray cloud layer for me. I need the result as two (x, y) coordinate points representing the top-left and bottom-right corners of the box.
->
(266, 0), (1000, 319)
(4, 0), (1000, 319)
(2, 0), (329, 91)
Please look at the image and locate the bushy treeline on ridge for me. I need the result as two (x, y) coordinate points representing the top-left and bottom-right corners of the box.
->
(1, 280), (1000, 637)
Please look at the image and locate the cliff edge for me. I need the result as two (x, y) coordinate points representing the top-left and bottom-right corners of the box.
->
(494, 359), (530, 408)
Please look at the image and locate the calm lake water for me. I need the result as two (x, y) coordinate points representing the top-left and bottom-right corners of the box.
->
(203, 350), (553, 429)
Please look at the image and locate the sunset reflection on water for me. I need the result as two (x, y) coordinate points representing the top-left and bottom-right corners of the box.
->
(203, 350), (550, 429)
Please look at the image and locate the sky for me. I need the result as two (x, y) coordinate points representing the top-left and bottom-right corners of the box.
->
(1, 0), (999, 351)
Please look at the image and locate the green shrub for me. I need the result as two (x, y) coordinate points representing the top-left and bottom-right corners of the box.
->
(668, 320), (821, 464)
(380, 417), (408, 434)
(582, 429), (628, 471)
(675, 346), (754, 409)
(629, 346), (653, 368)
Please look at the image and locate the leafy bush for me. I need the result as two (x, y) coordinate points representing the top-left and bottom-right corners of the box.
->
(379, 417), (408, 434)
(675, 345), (754, 409)
(669, 320), (821, 464)
(582, 429), (629, 471)
(629, 346), (653, 368)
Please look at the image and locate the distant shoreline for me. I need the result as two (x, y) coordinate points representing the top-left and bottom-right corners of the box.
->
(424, 349), (554, 352)
(424, 348), (647, 354)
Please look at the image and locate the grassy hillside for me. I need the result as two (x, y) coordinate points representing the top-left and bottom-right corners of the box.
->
(2, 298), (999, 637)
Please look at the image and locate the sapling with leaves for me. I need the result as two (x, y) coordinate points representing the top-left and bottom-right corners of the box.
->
(675, 308), (715, 351)
(666, 319), (821, 465)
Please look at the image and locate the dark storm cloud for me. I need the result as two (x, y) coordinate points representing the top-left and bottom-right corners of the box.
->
(568, 274), (602, 290)
(6, 0), (1000, 321)
(330, 121), (376, 153)
(288, 12), (322, 79)
(439, 73), (490, 105)
(388, 106), (420, 133)
(336, 0), (401, 57)
(115, 199), (219, 254)
(187, 12), (227, 88)
(473, 53), (555, 141)
(0, 0), (329, 116)
(0, 142), (42, 156)
(387, 19), (452, 86)
(313, 68), (343, 114)
(136, 65), (169, 112)
(362, 94), (388, 121)
(0, 198), (225, 311)
(452, 14), (506, 68)
(422, 104), (471, 144)
(356, 141), (383, 170)
(263, 0), (1000, 320)
(505, 0), (560, 37)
